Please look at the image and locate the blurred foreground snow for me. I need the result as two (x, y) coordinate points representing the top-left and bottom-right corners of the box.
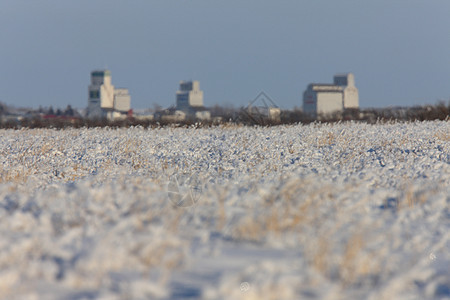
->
(0, 122), (449, 299)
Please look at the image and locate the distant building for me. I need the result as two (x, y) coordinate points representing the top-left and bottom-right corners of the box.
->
(87, 70), (131, 120)
(174, 80), (210, 121)
(334, 73), (359, 109)
(176, 80), (204, 110)
(303, 73), (359, 118)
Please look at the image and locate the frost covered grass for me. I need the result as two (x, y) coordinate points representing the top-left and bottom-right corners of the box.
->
(0, 121), (449, 299)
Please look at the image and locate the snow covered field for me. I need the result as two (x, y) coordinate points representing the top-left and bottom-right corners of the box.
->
(0, 121), (449, 300)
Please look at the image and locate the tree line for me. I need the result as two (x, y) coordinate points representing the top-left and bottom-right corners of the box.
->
(0, 101), (448, 129)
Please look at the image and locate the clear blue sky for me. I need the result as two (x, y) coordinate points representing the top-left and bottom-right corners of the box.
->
(1, 1), (449, 110)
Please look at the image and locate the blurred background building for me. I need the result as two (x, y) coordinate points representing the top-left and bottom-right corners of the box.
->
(174, 80), (210, 121)
(176, 80), (203, 110)
(87, 70), (131, 120)
(303, 73), (359, 118)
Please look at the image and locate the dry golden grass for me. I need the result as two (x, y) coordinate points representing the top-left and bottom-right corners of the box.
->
(231, 179), (331, 242)
(229, 176), (422, 287)
(311, 235), (331, 274)
(434, 130), (450, 141)
(232, 217), (267, 243)
(133, 239), (184, 270)
(216, 193), (227, 231)
(339, 232), (365, 284)
(287, 141), (295, 154)
(0, 167), (32, 184)
(122, 138), (142, 153)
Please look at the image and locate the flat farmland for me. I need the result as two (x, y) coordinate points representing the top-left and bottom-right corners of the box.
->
(0, 121), (448, 299)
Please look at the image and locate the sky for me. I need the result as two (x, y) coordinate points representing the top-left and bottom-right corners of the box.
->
(0, 1), (449, 110)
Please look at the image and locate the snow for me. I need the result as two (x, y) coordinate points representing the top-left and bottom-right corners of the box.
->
(0, 121), (449, 299)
